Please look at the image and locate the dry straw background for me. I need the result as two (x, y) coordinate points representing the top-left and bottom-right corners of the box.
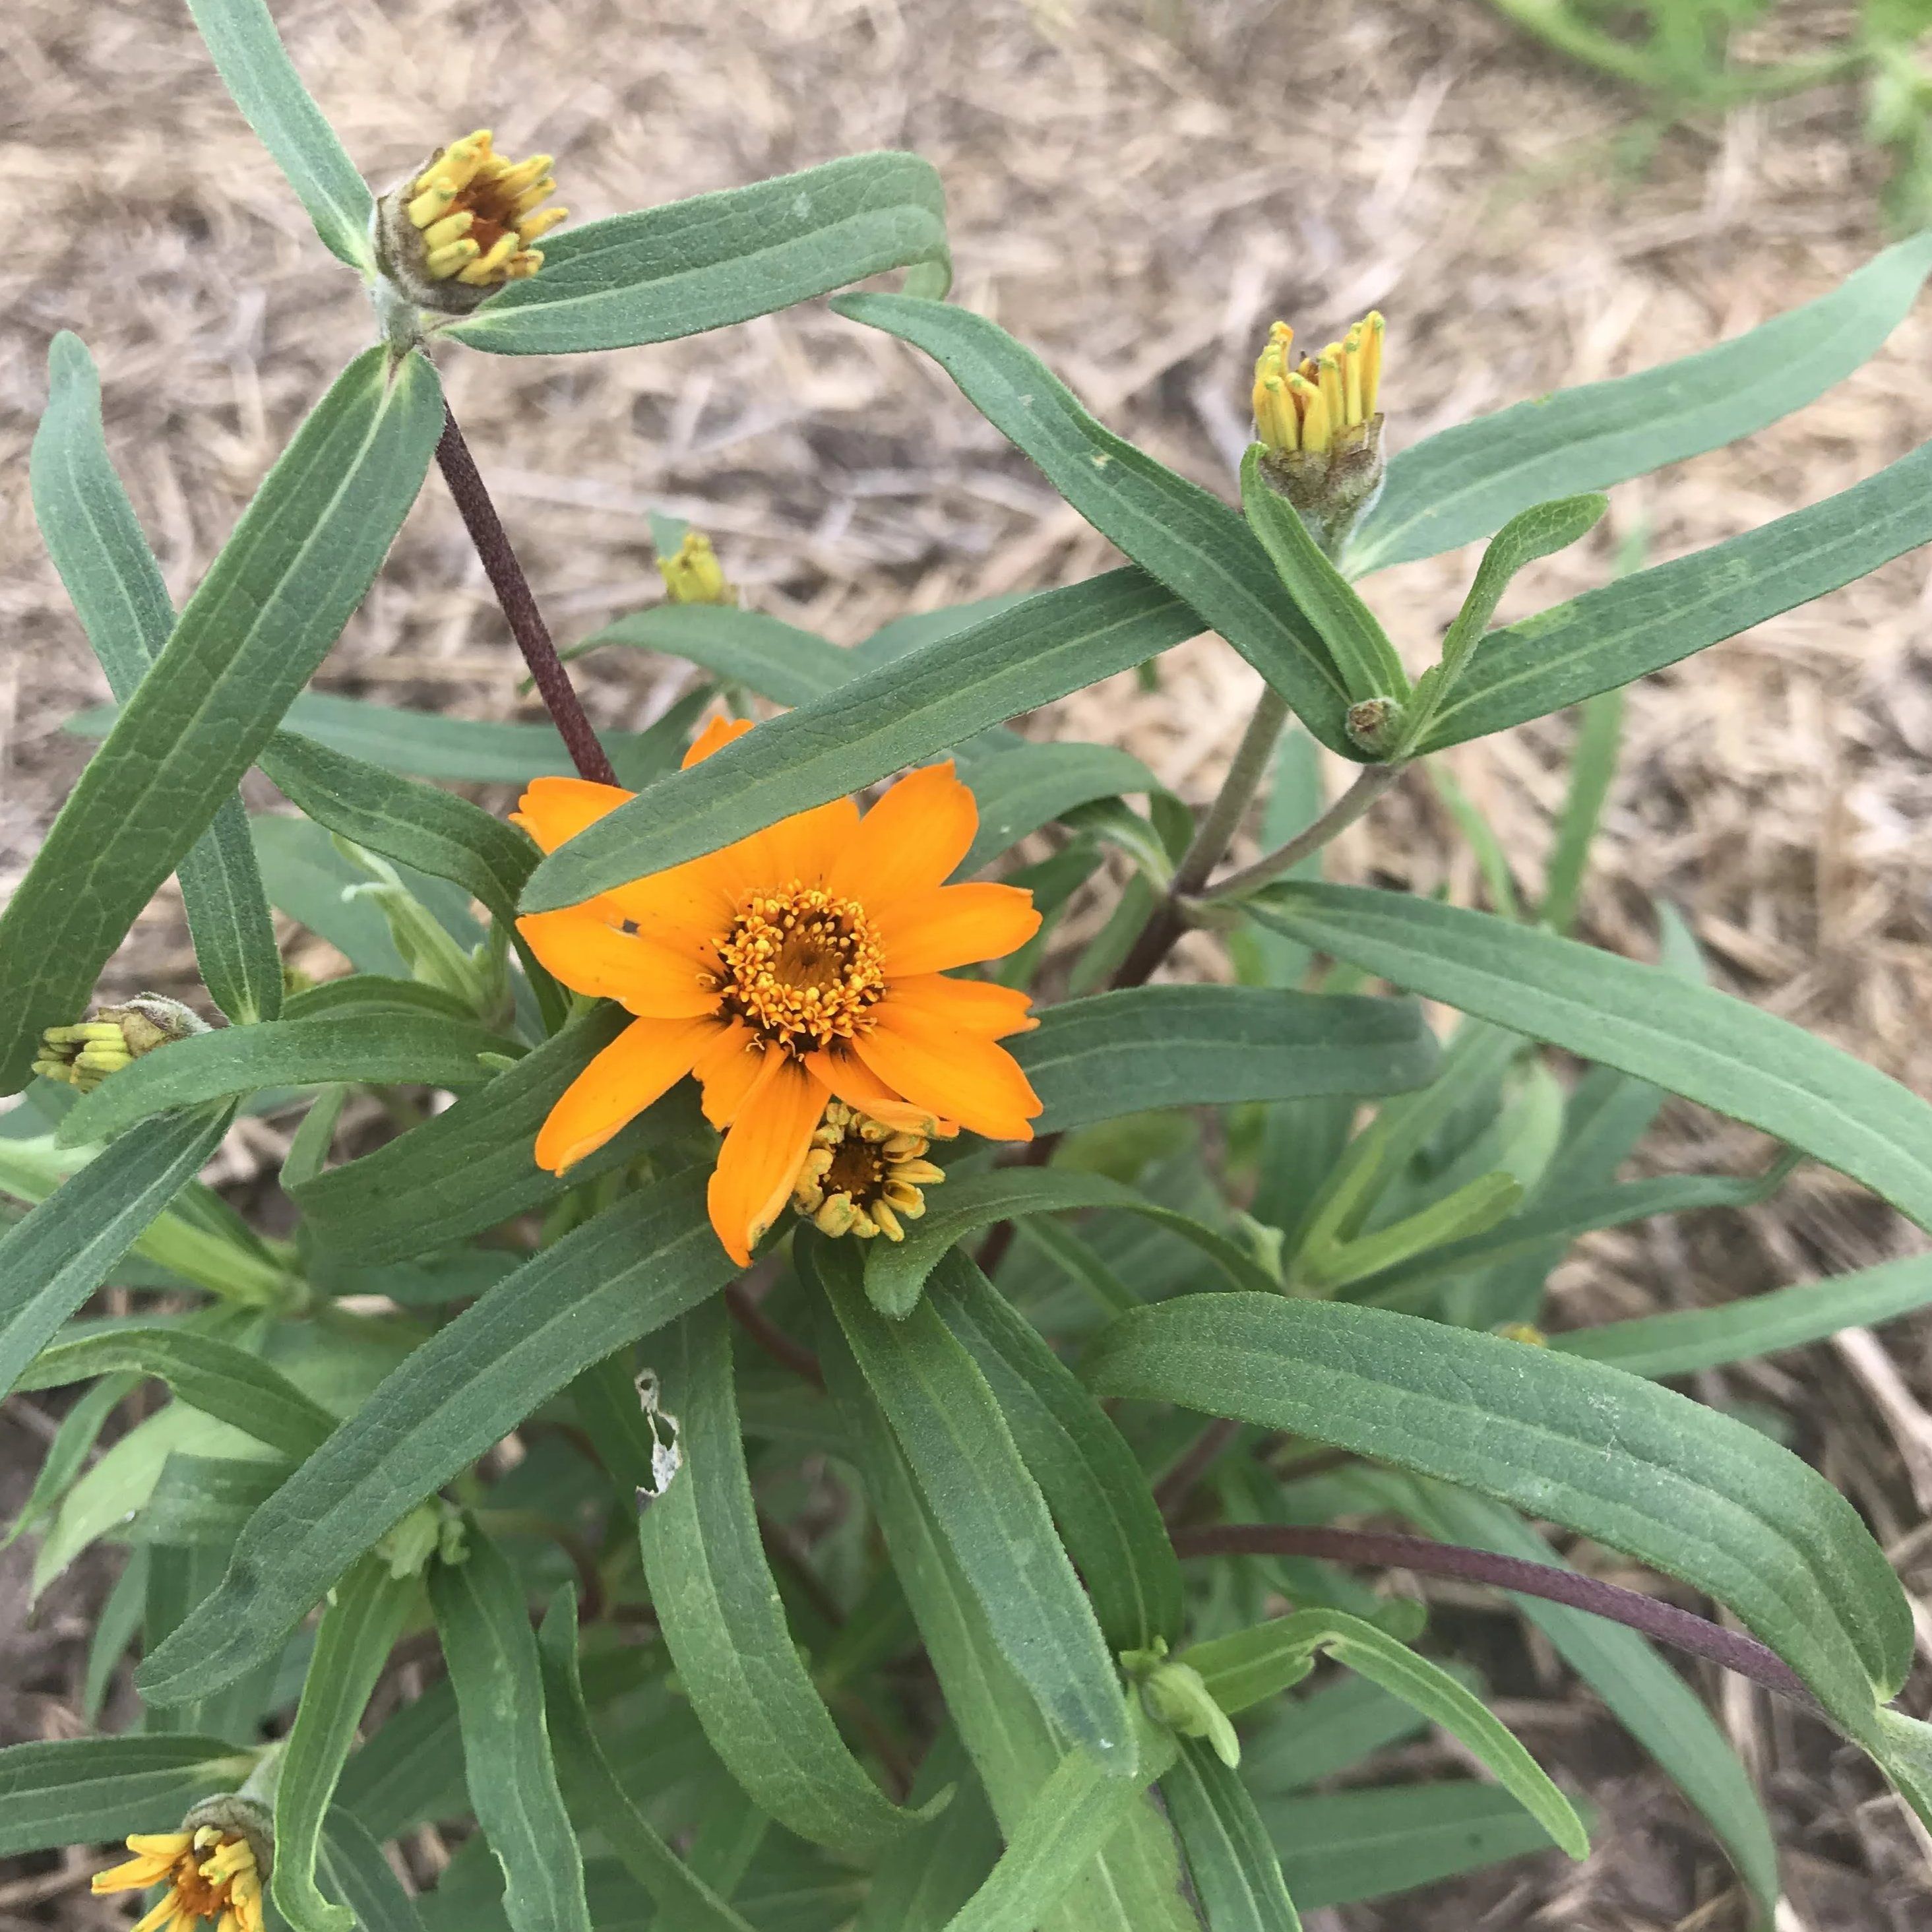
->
(5, 0), (1932, 1925)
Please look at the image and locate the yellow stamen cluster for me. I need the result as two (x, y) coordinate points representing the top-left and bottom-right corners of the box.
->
(658, 530), (735, 606)
(93, 1828), (265, 1932)
(715, 885), (887, 1052)
(791, 1100), (945, 1241)
(1252, 312), (1384, 456)
(405, 129), (565, 288)
(33, 996), (199, 1092)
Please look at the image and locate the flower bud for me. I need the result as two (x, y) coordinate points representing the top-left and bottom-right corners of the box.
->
(1252, 311), (1388, 552)
(790, 1098), (948, 1243)
(1121, 1637), (1242, 1768)
(657, 530), (736, 606)
(375, 129), (566, 316)
(1345, 695), (1405, 759)
(34, 994), (207, 1093)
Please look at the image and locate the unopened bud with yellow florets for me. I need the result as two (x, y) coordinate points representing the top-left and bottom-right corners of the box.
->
(92, 1794), (272, 1932)
(790, 1100), (946, 1243)
(1252, 311), (1387, 552)
(33, 995), (207, 1094)
(375, 129), (566, 315)
(658, 530), (736, 606)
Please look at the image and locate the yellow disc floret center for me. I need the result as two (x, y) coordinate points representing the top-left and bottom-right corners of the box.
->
(406, 129), (566, 288)
(716, 884), (887, 1052)
(791, 1100), (947, 1241)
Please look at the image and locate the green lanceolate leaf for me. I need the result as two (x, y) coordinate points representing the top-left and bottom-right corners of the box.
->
(818, 1314), (1195, 1932)
(293, 1009), (704, 1263)
(535, 1591), (757, 1932)
(521, 569), (1199, 909)
(1197, 1609), (1585, 1859)
(0, 1104), (235, 1402)
(1540, 688), (1625, 936)
(337, 1679), (466, 1840)
(1162, 1739), (1303, 1932)
(1084, 1293), (1914, 1733)
(1344, 229), (1932, 575)
(1399, 492), (1608, 752)
(836, 294), (1354, 751)
(1554, 1250), (1932, 1379)
(941, 1717), (1178, 1932)
(32, 332), (282, 1026)
(0, 347), (444, 1094)
(1239, 446), (1408, 707)
(1412, 431), (1932, 751)
(633, 1299), (926, 1856)
(572, 604), (856, 706)
(4, 1370), (135, 1550)
(57, 1013), (518, 1147)
(445, 152), (950, 354)
(273, 1555), (418, 1932)
(809, 1236), (1131, 1761)
(0, 1735), (253, 1857)
(258, 732), (536, 925)
(128, 1454), (286, 1547)
(185, 0), (376, 268)
(1246, 885), (1932, 1235)
(932, 1254), (1184, 1650)
(135, 1167), (732, 1706)
(956, 742), (1160, 876)
(866, 1168), (1274, 1320)
(1352, 1159), (1798, 1311)
(17, 1326), (333, 1460)
(1402, 1481), (1779, 1923)
(1013, 984), (1439, 1134)
(1265, 1784), (1568, 1910)
(428, 1533), (591, 1932)
(316, 1811), (429, 1932)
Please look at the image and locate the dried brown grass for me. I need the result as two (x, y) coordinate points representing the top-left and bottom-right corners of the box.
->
(5, 0), (1932, 1923)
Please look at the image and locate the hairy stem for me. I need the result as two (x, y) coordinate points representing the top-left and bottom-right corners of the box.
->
(1199, 761), (1404, 904)
(1172, 1522), (1815, 1708)
(435, 404), (619, 788)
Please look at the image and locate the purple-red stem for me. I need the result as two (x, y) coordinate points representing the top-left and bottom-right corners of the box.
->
(1172, 1522), (1815, 1708)
(435, 404), (619, 788)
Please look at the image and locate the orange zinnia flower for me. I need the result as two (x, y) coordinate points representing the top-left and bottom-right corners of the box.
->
(515, 718), (1044, 1264)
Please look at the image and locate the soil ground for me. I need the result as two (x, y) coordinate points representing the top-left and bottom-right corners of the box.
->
(5, 1), (1932, 1925)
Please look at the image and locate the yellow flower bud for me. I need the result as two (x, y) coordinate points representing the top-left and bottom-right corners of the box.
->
(657, 530), (735, 606)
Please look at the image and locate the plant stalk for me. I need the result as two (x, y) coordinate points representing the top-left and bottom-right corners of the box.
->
(434, 404), (619, 788)
(1199, 761), (1404, 904)
(1172, 1522), (1815, 1708)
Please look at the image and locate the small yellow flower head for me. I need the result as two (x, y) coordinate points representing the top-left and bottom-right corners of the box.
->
(1251, 312), (1388, 552)
(1495, 1321), (1549, 1346)
(1251, 313), (1383, 458)
(33, 994), (205, 1093)
(790, 1099), (946, 1243)
(92, 1820), (267, 1932)
(658, 530), (735, 606)
(376, 129), (565, 314)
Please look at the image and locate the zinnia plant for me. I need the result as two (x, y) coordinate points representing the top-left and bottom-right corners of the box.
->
(9, 3), (1932, 1929)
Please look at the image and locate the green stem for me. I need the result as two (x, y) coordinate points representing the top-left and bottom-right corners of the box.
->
(1198, 762), (1404, 905)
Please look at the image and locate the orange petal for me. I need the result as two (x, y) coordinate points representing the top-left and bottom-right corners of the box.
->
(885, 972), (1038, 1038)
(691, 1018), (769, 1129)
(730, 795), (861, 892)
(602, 856), (741, 952)
(803, 1046), (959, 1138)
(516, 908), (720, 1016)
(511, 776), (635, 853)
(534, 1014), (722, 1172)
(707, 1055), (826, 1264)
(854, 1007), (1040, 1142)
(683, 714), (757, 768)
(875, 882), (1041, 975)
(826, 761), (977, 903)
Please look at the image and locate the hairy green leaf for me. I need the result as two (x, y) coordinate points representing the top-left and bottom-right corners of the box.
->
(1162, 1739), (1303, 1932)
(837, 294), (1354, 751)
(32, 333), (282, 1025)
(1345, 230), (1932, 574)
(1247, 885), (1932, 1234)
(1086, 1293), (1913, 1728)
(446, 153), (950, 354)
(0, 348), (443, 1092)
(0, 1735), (253, 1857)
